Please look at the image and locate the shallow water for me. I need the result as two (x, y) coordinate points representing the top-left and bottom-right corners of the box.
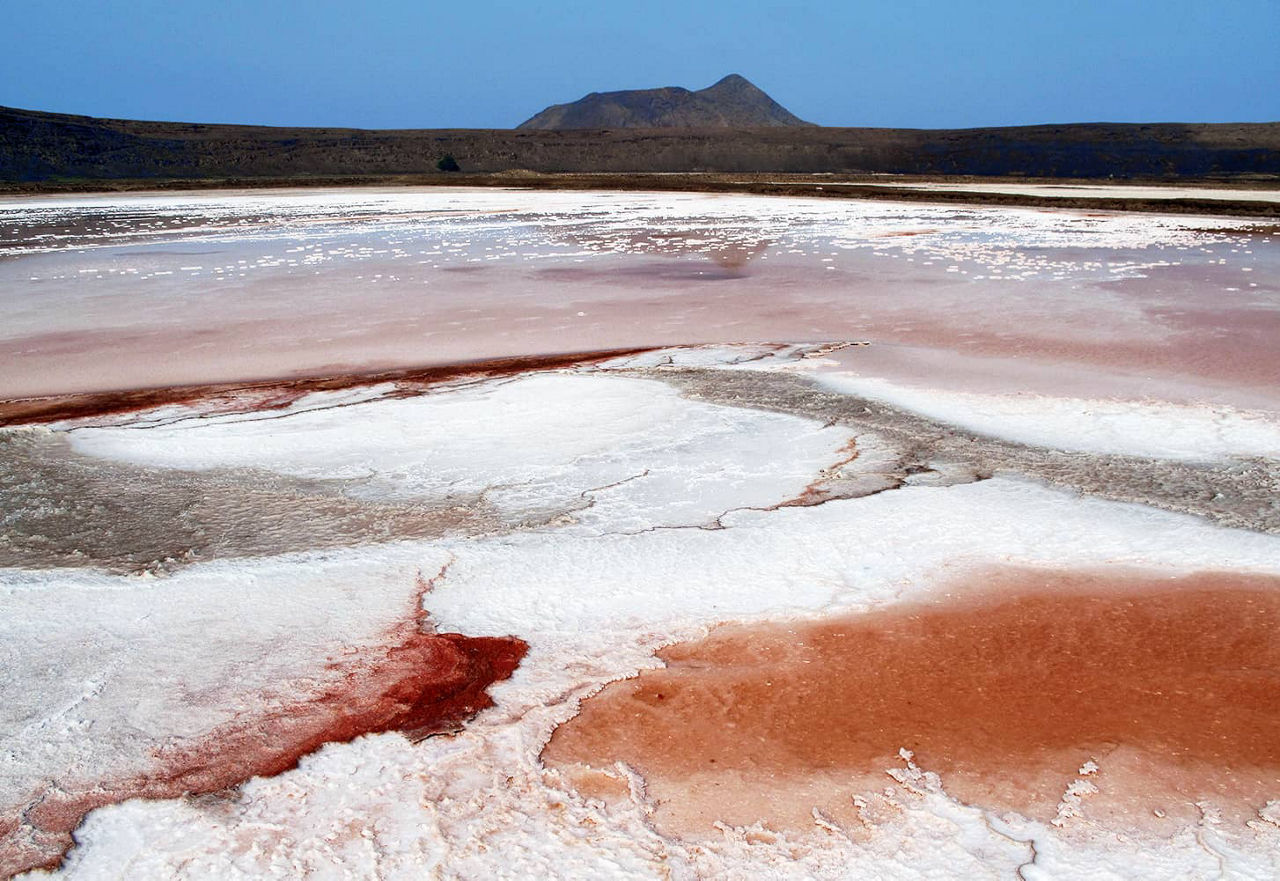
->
(2, 188), (1276, 407)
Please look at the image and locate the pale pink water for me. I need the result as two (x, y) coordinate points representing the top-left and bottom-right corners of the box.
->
(3, 188), (1276, 411)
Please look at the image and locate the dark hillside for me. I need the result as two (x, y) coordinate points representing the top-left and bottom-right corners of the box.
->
(2, 105), (1278, 182)
(517, 74), (812, 129)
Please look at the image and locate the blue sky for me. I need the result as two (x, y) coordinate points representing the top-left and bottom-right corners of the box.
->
(2, 0), (1277, 128)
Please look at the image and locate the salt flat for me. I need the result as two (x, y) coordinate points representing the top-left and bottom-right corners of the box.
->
(2, 189), (1279, 880)
(3, 188), (1276, 406)
(854, 181), (1280, 203)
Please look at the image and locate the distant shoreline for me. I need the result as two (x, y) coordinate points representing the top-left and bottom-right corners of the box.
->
(3, 172), (1278, 219)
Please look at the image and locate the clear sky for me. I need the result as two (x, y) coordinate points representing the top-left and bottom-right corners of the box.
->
(2, 0), (1277, 129)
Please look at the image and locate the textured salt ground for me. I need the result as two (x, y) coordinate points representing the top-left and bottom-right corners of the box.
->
(0, 431), (502, 573)
(3, 344), (1279, 878)
(543, 568), (1280, 838)
(856, 182), (1280, 203)
(0, 350), (868, 878)
(16, 474), (1280, 877)
(638, 365), (1280, 534)
(0, 582), (526, 879)
(4, 349), (1277, 579)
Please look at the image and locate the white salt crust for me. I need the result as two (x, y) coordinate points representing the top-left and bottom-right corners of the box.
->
(64, 372), (862, 534)
(816, 372), (1280, 462)
(4, 353), (1280, 879)
(853, 180), (1280, 203)
(30, 475), (1280, 879)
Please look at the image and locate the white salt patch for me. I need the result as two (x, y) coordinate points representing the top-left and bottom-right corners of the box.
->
(856, 180), (1280, 204)
(817, 373), (1280, 462)
(66, 373), (861, 533)
(424, 477), (1280, 642)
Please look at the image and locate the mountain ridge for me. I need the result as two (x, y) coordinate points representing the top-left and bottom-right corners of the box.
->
(3, 103), (1279, 185)
(517, 74), (812, 130)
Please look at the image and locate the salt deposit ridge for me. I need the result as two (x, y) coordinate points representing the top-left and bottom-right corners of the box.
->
(1, 189), (1279, 879)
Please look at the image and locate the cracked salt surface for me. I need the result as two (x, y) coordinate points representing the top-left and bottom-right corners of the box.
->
(3, 345), (1280, 879)
(63, 372), (865, 535)
(37, 480), (1280, 879)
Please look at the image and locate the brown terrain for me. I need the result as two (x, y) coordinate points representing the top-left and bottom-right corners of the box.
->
(544, 568), (1280, 837)
(517, 74), (812, 129)
(3, 103), (1279, 211)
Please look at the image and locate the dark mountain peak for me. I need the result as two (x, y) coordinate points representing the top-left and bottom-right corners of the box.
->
(703, 73), (753, 92)
(697, 74), (777, 105)
(517, 75), (812, 130)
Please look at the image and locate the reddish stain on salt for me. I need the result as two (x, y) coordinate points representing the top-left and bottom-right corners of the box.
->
(0, 347), (653, 427)
(544, 568), (1280, 836)
(0, 591), (526, 878)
